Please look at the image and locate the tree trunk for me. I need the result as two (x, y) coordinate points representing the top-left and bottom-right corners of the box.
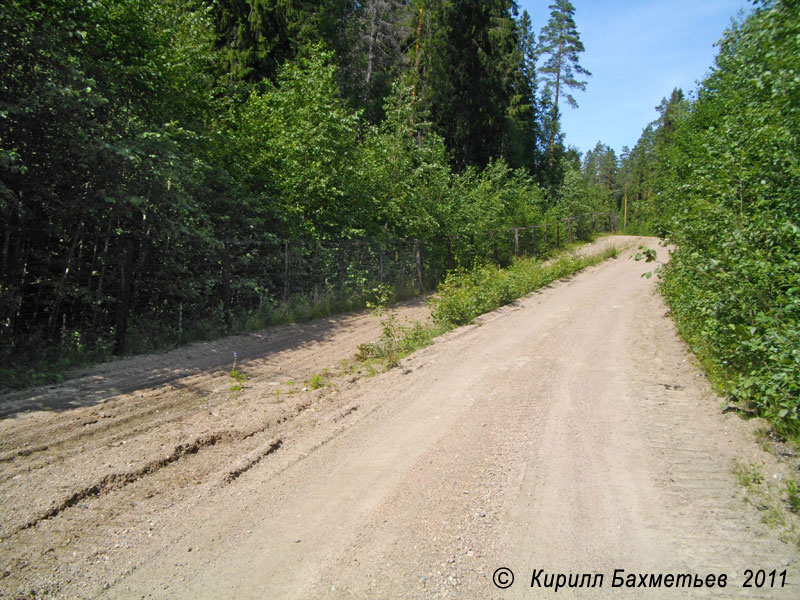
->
(547, 40), (564, 161)
(414, 239), (423, 292)
(624, 189), (628, 228)
(363, 1), (379, 102)
(221, 242), (232, 325)
(410, 6), (424, 131)
(113, 236), (134, 356)
(48, 222), (83, 334)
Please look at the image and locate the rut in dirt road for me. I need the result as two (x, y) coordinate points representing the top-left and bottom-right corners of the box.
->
(2, 237), (798, 600)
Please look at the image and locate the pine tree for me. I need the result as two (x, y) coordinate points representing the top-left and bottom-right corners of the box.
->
(581, 141), (617, 206)
(653, 88), (688, 147)
(538, 0), (591, 160)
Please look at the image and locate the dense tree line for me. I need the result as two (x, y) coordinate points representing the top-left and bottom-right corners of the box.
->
(0, 0), (598, 382)
(616, 0), (799, 434)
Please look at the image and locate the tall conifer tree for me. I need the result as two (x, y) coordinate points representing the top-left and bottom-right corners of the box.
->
(537, 0), (590, 161)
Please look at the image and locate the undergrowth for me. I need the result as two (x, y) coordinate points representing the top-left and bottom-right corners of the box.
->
(0, 281), (420, 392)
(1, 244), (620, 392)
(733, 460), (800, 549)
(355, 245), (621, 374)
(430, 246), (619, 327)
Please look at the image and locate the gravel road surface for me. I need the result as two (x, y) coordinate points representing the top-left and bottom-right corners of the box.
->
(1, 236), (797, 599)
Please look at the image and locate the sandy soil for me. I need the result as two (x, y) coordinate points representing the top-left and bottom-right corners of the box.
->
(1, 236), (798, 599)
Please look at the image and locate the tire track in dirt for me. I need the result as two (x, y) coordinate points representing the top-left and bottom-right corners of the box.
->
(7, 237), (793, 600)
(17, 431), (236, 532)
(628, 308), (795, 598)
(0, 297), (432, 597)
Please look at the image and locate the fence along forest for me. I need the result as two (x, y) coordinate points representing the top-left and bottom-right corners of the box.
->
(1, 1), (798, 438)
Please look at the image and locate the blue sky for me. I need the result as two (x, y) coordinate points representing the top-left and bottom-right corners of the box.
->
(517, 0), (751, 156)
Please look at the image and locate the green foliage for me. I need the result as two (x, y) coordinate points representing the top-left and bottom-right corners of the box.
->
(543, 166), (605, 240)
(229, 351), (246, 391)
(430, 246), (618, 328)
(356, 315), (444, 371)
(308, 372), (325, 390)
(733, 461), (764, 488)
(733, 460), (800, 545)
(210, 0), (352, 82)
(648, 0), (800, 437)
(233, 47), (362, 238)
(633, 247), (657, 263)
(409, 0), (538, 171)
(0, 0), (602, 389)
(538, 0), (591, 163)
(357, 82), (451, 239)
(786, 480), (800, 512)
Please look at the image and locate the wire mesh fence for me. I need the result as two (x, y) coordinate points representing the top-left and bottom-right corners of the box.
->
(0, 212), (619, 358)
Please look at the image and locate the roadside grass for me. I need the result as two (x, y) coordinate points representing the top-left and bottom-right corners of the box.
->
(733, 460), (800, 548)
(0, 280), (421, 392)
(430, 245), (619, 328)
(353, 244), (621, 374)
(2, 241), (621, 395)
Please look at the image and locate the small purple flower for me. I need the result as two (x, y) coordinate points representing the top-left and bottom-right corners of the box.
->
(233, 352), (238, 361)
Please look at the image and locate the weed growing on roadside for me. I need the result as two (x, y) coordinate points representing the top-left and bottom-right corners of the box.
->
(733, 461), (764, 488)
(786, 480), (800, 512)
(365, 283), (395, 315)
(762, 506), (786, 529)
(309, 372), (325, 390)
(754, 426), (772, 453)
(733, 460), (800, 547)
(229, 351), (247, 392)
(364, 361), (376, 377)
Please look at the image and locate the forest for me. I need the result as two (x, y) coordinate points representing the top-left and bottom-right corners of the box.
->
(1, 1), (797, 436)
(0, 0), (614, 382)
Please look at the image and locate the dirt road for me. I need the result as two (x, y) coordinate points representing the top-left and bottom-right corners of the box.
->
(1, 236), (798, 599)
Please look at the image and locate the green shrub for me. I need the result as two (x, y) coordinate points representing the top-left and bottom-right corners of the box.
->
(655, 1), (800, 437)
(430, 247), (617, 327)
